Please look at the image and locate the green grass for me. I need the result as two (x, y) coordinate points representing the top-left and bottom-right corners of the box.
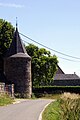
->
(40, 93), (61, 99)
(42, 93), (80, 120)
(34, 93), (61, 99)
(42, 101), (61, 120)
(0, 94), (14, 106)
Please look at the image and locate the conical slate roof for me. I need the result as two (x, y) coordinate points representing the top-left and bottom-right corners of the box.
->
(6, 27), (30, 58)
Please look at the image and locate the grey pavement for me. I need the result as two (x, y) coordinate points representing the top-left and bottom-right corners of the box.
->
(0, 99), (53, 120)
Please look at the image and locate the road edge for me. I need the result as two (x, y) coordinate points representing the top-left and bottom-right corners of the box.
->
(38, 100), (53, 120)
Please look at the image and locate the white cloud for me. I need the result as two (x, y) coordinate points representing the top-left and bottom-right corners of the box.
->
(0, 3), (24, 8)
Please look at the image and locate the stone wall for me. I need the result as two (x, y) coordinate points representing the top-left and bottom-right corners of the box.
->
(0, 83), (14, 97)
(0, 83), (5, 92)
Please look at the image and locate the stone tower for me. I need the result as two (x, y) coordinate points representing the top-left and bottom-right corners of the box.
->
(0, 56), (3, 73)
(4, 26), (32, 98)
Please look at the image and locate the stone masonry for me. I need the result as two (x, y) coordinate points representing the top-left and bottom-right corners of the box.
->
(4, 26), (32, 98)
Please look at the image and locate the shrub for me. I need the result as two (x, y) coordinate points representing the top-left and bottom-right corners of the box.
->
(42, 93), (80, 120)
(33, 86), (80, 94)
(60, 93), (80, 120)
(0, 93), (14, 106)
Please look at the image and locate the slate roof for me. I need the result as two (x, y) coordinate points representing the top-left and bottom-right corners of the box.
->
(6, 27), (30, 58)
(54, 74), (80, 80)
(56, 65), (65, 74)
(54, 65), (80, 80)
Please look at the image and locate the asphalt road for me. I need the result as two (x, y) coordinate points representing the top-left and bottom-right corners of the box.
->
(0, 99), (53, 120)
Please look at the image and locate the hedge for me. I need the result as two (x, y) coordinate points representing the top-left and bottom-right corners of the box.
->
(33, 86), (80, 94)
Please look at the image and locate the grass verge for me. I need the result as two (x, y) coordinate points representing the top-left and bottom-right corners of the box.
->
(42, 100), (61, 120)
(34, 93), (61, 99)
(42, 93), (80, 120)
(0, 94), (14, 106)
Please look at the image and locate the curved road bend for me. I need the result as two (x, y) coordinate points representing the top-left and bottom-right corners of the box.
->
(0, 99), (53, 120)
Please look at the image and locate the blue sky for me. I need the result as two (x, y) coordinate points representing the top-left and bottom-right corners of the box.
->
(0, 0), (80, 76)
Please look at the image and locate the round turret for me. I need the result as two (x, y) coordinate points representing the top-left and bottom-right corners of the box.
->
(4, 27), (32, 98)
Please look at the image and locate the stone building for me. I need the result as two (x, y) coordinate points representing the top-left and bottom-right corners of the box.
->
(0, 54), (7, 83)
(52, 66), (80, 86)
(4, 26), (32, 98)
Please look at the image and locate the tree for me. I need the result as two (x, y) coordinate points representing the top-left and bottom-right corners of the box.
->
(26, 44), (58, 87)
(0, 19), (14, 56)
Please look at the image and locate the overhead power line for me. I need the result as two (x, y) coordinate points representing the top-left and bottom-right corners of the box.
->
(20, 32), (80, 60)
(22, 39), (80, 63)
(58, 56), (80, 62)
